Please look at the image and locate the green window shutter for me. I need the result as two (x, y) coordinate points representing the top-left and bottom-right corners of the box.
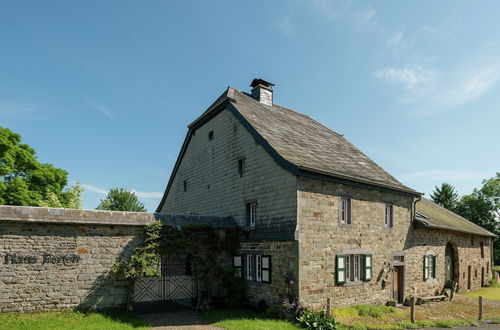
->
(336, 254), (347, 285)
(233, 255), (243, 278)
(364, 254), (372, 281)
(261, 255), (272, 283)
(423, 255), (429, 280)
(432, 255), (437, 279)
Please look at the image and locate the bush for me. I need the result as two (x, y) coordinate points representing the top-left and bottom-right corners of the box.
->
(263, 305), (280, 319)
(216, 268), (247, 308)
(297, 310), (337, 330)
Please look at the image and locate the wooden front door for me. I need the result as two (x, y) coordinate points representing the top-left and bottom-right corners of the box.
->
(392, 266), (404, 303)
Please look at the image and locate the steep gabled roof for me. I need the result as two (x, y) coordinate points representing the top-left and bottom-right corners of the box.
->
(415, 198), (496, 237)
(229, 89), (417, 195)
(157, 87), (418, 212)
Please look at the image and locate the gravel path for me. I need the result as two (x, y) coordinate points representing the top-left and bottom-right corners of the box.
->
(140, 310), (221, 330)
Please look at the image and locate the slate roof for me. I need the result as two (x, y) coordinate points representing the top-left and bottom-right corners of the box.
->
(153, 213), (238, 228)
(229, 89), (418, 195)
(415, 198), (496, 237)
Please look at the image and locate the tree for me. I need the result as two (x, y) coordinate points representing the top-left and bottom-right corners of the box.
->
(454, 173), (500, 263)
(96, 188), (146, 212)
(430, 183), (459, 211)
(0, 126), (83, 208)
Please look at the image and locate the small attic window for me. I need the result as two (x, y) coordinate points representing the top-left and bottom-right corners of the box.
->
(183, 180), (188, 192)
(208, 131), (214, 140)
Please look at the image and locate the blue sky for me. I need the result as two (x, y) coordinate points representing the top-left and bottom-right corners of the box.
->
(1, 1), (499, 211)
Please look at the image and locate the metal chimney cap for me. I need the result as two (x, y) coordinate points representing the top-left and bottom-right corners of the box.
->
(250, 78), (275, 89)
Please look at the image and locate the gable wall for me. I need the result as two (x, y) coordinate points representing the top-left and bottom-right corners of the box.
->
(160, 108), (297, 238)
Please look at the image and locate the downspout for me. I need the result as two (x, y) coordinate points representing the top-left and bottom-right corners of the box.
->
(411, 195), (422, 224)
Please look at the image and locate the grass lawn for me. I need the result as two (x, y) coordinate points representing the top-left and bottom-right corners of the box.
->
(460, 281), (500, 300)
(201, 309), (299, 330)
(331, 296), (500, 329)
(0, 310), (149, 330)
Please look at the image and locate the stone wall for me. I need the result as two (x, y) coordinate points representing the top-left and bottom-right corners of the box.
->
(296, 176), (415, 309)
(0, 206), (149, 313)
(160, 108), (297, 239)
(409, 229), (492, 295)
(295, 176), (493, 309)
(239, 240), (298, 305)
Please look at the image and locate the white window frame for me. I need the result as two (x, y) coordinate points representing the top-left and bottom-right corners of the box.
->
(246, 255), (254, 280)
(247, 202), (257, 227)
(384, 204), (394, 228)
(256, 255), (262, 282)
(339, 198), (352, 225)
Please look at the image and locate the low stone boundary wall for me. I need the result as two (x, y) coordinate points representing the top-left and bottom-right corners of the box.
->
(0, 206), (154, 313)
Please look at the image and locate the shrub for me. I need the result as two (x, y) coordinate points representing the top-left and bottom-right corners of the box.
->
(385, 299), (397, 307)
(297, 310), (338, 330)
(263, 305), (280, 319)
(257, 300), (268, 313)
(216, 268), (247, 308)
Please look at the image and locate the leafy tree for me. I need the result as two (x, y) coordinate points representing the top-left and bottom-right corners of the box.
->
(430, 183), (459, 211)
(0, 126), (83, 208)
(454, 173), (500, 263)
(96, 188), (146, 212)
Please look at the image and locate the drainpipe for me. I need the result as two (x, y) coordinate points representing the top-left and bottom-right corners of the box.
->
(411, 195), (422, 224)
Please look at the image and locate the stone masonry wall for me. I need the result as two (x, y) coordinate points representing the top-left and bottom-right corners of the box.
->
(240, 240), (298, 306)
(409, 229), (492, 295)
(296, 176), (415, 309)
(160, 108), (297, 237)
(0, 206), (149, 313)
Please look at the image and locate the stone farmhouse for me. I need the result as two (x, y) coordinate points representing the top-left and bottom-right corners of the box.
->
(0, 78), (495, 313)
(156, 79), (496, 308)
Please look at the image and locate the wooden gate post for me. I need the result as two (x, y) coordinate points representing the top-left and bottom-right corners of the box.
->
(326, 298), (331, 317)
(410, 296), (416, 323)
(479, 296), (483, 321)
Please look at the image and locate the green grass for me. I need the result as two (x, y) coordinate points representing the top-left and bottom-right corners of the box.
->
(333, 305), (402, 320)
(0, 310), (149, 330)
(461, 285), (500, 300)
(493, 265), (500, 272)
(201, 308), (299, 330)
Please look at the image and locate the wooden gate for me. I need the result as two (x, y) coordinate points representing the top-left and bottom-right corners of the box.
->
(133, 253), (197, 313)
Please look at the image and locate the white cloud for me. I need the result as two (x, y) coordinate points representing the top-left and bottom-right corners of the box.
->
(398, 170), (488, 182)
(375, 61), (500, 115)
(82, 183), (162, 199)
(374, 66), (437, 90)
(81, 184), (108, 195)
(437, 65), (500, 111)
(86, 97), (115, 122)
(131, 190), (163, 198)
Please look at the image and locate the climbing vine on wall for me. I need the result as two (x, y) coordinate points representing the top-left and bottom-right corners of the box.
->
(111, 221), (242, 311)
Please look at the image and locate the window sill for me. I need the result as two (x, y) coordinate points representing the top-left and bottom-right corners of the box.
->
(344, 281), (365, 286)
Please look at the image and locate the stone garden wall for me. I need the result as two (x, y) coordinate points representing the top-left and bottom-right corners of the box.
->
(0, 206), (152, 313)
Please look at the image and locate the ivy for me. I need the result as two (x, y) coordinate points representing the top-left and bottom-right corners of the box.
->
(111, 221), (242, 311)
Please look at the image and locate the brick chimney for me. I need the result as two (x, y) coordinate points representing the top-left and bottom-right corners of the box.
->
(250, 78), (274, 106)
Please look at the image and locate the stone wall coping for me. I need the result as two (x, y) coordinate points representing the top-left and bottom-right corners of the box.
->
(0, 205), (155, 226)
